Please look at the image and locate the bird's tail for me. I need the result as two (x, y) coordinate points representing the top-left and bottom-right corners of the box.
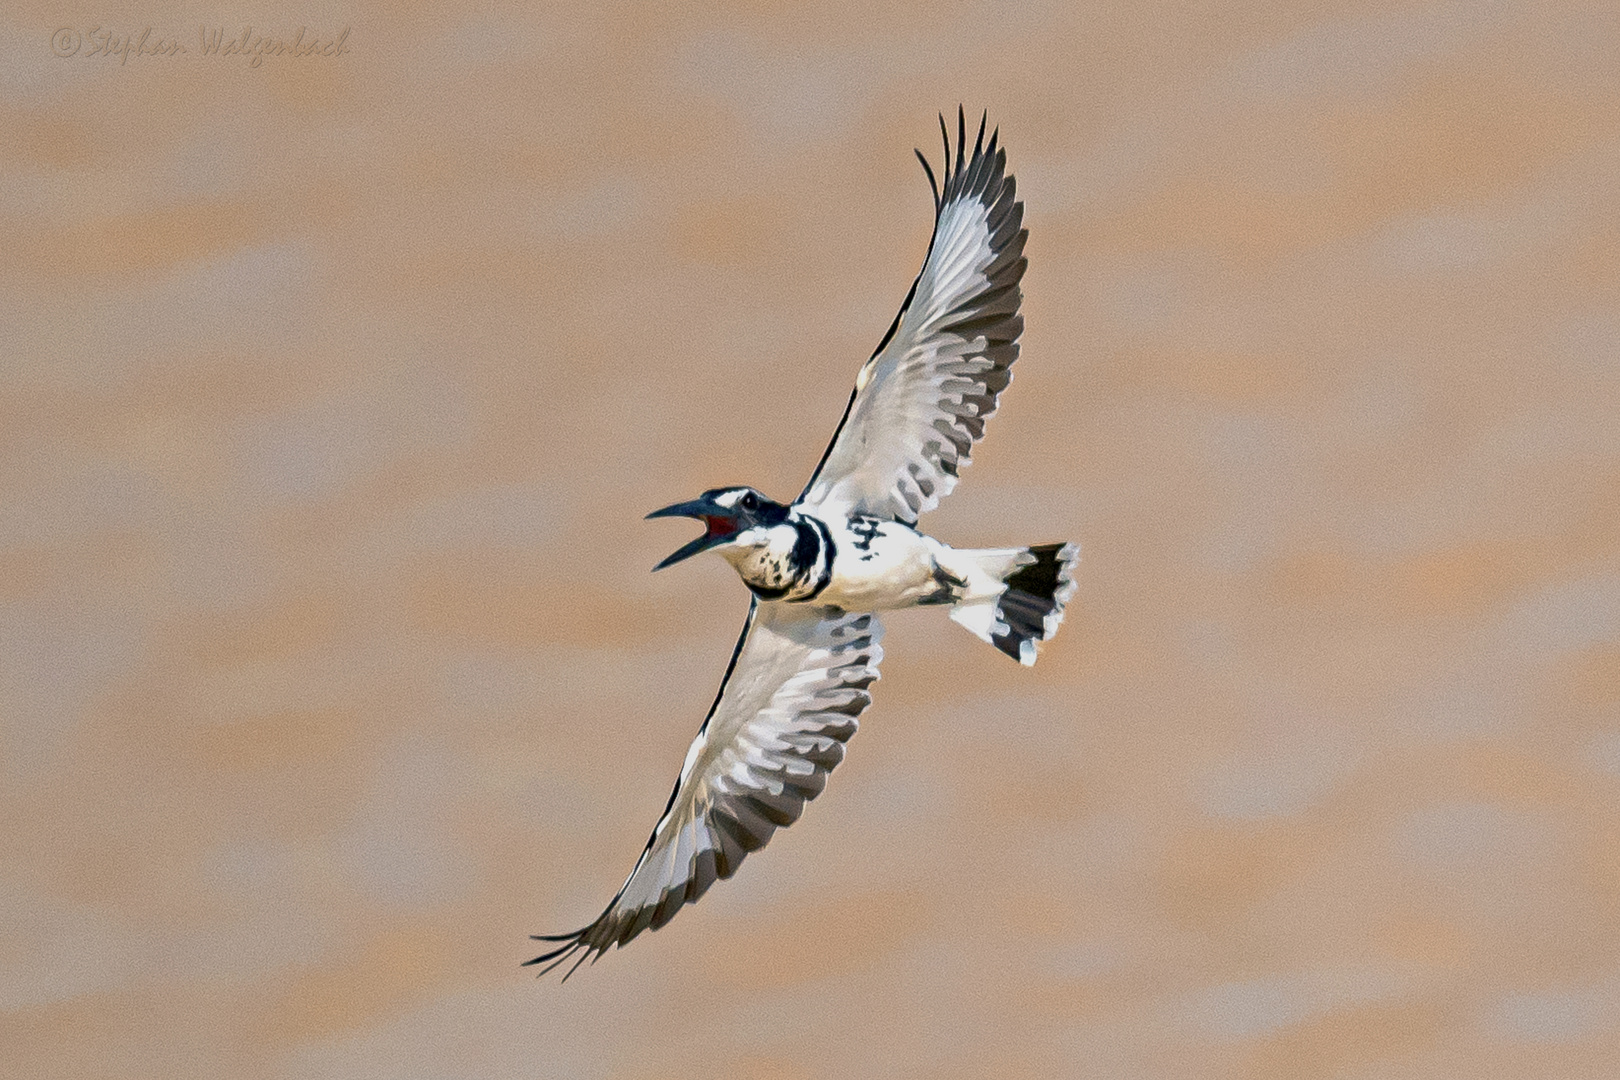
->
(945, 542), (1079, 666)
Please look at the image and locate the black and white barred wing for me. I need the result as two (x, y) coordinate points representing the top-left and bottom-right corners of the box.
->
(527, 600), (883, 979)
(800, 109), (1027, 525)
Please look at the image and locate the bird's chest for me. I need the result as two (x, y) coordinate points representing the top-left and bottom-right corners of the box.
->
(820, 517), (944, 610)
(735, 525), (809, 594)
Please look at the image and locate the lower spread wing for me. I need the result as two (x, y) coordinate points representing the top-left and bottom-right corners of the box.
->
(799, 109), (1027, 525)
(527, 600), (883, 979)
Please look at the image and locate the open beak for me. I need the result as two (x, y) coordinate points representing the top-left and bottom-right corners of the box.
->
(646, 496), (742, 571)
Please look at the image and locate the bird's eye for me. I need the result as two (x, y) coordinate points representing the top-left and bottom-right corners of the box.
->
(741, 492), (758, 510)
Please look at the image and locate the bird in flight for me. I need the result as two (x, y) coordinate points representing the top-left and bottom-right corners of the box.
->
(529, 109), (1078, 980)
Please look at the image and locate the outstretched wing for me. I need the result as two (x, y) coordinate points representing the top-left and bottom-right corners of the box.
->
(799, 108), (1028, 525)
(527, 600), (883, 979)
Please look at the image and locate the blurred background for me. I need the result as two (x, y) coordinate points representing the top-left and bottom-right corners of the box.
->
(3, 1), (1619, 1077)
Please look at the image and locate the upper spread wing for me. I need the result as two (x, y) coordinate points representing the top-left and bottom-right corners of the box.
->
(799, 109), (1028, 525)
(527, 600), (883, 979)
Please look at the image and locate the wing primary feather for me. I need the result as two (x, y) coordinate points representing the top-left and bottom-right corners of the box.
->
(688, 846), (718, 903)
(938, 113), (950, 180)
(529, 940), (584, 978)
(974, 110), (987, 159)
(619, 891), (659, 945)
(524, 935), (581, 962)
(914, 148), (940, 212)
(956, 106), (966, 177)
(531, 952), (573, 978)
(560, 949), (591, 983)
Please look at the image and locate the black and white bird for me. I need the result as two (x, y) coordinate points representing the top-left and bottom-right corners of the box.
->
(528, 110), (1078, 979)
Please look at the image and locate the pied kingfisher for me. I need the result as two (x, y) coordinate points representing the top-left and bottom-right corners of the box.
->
(529, 110), (1079, 979)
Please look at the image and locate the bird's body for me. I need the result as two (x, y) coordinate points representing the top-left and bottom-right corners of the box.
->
(720, 503), (956, 610)
(821, 513), (958, 611)
(530, 110), (1080, 979)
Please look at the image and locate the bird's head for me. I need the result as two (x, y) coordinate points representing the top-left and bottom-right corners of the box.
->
(646, 486), (789, 570)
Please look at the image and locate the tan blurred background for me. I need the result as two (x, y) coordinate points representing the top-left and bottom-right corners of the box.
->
(3, 1), (1619, 1076)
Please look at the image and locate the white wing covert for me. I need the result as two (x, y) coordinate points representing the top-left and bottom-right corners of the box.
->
(800, 109), (1028, 525)
(528, 600), (883, 979)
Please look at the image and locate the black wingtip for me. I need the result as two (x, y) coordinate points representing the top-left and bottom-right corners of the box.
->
(914, 147), (940, 211)
(525, 944), (576, 972)
(533, 950), (576, 978)
(523, 923), (592, 979)
(560, 949), (591, 982)
(974, 110), (987, 158)
(956, 106), (967, 175)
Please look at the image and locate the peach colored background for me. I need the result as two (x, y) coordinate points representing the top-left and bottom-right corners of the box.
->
(4, 2), (1620, 1077)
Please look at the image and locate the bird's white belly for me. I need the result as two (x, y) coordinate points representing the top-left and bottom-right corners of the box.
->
(816, 518), (947, 611)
